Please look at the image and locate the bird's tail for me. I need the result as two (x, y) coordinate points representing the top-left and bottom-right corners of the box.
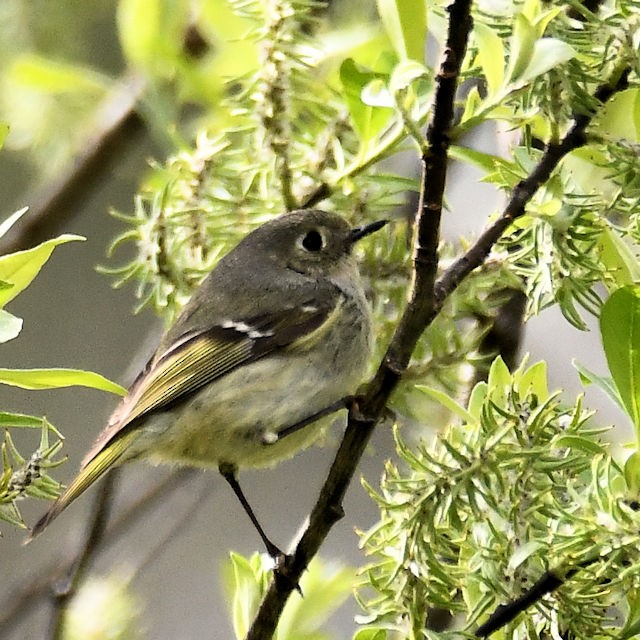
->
(26, 430), (138, 542)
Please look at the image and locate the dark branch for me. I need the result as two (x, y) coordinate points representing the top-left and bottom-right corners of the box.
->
(0, 73), (146, 255)
(245, 2), (474, 637)
(476, 565), (582, 637)
(247, 25), (632, 640)
(0, 19), (212, 256)
(434, 66), (630, 308)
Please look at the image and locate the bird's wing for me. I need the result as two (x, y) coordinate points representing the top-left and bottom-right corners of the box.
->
(81, 294), (341, 468)
(27, 295), (342, 541)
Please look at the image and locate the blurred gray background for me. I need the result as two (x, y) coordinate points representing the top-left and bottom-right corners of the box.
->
(0, 4), (629, 640)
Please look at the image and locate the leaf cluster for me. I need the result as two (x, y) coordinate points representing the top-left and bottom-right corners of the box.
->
(104, 0), (432, 321)
(358, 358), (640, 640)
(0, 207), (126, 531)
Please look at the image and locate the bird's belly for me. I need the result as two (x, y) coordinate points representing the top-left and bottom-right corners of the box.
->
(138, 346), (366, 469)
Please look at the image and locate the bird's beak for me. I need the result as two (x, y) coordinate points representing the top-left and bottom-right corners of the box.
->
(349, 219), (388, 244)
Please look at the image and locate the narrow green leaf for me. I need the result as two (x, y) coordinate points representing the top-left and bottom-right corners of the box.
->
(353, 629), (387, 640)
(0, 309), (23, 343)
(620, 589), (640, 639)
(0, 368), (126, 396)
(635, 90), (640, 142)
(552, 434), (608, 455)
(600, 286), (640, 439)
(625, 451), (640, 495)
(508, 541), (545, 571)
(459, 85), (482, 125)
(376, 0), (427, 62)
(516, 38), (576, 84)
(531, 6), (563, 37)
(339, 59), (394, 146)
(416, 385), (476, 424)
(0, 412), (46, 428)
(474, 22), (504, 94)
(598, 225), (640, 288)
(388, 59), (430, 96)
(467, 381), (488, 419)
(487, 356), (512, 404)
(0, 122), (8, 149)
(597, 89), (640, 142)
(278, 558), (354, 637)
(506, 14), (536, 83)
(0, 234), (84, 306)
(10, 54), (108, 95)
(517, 360), (549, 402)
(226, 552), (263, 640)
(0, 207), (28, 239)
(361, 79), (394, 108)
(573, 359), (626, 413)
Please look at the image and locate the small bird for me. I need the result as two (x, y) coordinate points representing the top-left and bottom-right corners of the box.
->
(29, 209), (386, 553)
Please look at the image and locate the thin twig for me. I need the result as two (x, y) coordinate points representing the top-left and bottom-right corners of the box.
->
(475, 564), (584, 638)
(0, 19), (212, 256)
(48, 471), (119, 639)
(127, 475), (212, 585)
(434, 64), (630, 308)
(0, 72), (146, 255)
(0, 470), (196, 634)
(245, 2), (474, 637)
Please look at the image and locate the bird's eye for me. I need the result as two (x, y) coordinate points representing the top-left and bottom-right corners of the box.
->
(301, 229), (324, 252)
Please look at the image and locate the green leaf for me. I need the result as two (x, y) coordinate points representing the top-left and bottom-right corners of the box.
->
(600, 286), (640, 440)
(516, 360), (549, 401)
(597, 89), (640, 142)
(352, 629), (387, 640)
(474, 22), (504, 94)
(117, 0), (191, 75)
(9, 54), (108, 95)
(0, 234), (84, 307)
(278, 558), (354, 638)
(0, 368), (126, 396)
(0, 412), (46, 428)
(467, 381), (488, 419)
(339, 59), (394, 147)
(0, 309), (23, 343)
(516, 38), (576, 84)
(508, 541), (545, 571)
(506, 14), (536, 83)
(486, 356), (512, 405)
(376, 0), (427, 62)
(620, 589), (640, 639)
(598, 225), (640, 288)
(0, 207), (28, 240)
(0, 122), (8, 149)
(361, 79), (394, 108)
(573, 359), (626, 413)
(552, 434), (608, 455)
(416, 385), (476, 424)
(225, 552), (265, 640)
(388, 59), (430, 96)
(459, 85), (482, 125)
(625, 451), (640, 495)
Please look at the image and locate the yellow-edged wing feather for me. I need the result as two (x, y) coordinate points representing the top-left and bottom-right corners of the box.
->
(27, 430), (138, 541)
(27, 296), (339, 540)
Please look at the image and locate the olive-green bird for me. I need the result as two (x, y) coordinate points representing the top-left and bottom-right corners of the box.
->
(29, 209), (386, 551)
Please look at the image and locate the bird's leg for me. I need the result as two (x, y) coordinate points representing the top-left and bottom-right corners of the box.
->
(262, 396), (353, 444)
(218, 462), (284, 560)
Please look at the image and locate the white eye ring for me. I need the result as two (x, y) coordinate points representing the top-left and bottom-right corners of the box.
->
(299, 229), (324, 252)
